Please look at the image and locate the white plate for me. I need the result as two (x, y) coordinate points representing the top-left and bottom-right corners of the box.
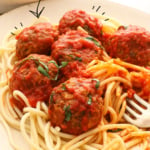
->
(0, 0), (150, 149)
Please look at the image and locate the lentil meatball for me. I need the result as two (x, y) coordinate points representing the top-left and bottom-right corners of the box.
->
(9, 54), (59, 109)
(59, 9), (103, 40)
(51, 30), (103, 79)
(16, 22), (58, 59)
(48, 77), (103, 135)
(105, 25), (150, 66)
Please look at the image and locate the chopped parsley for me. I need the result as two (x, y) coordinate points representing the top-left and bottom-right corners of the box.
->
(68, 54), (82, 62)
(75, 56), (82, 62)
(87, 94), (92, 105)
(50, 92), (54, 103)
(85, 36), (100, 47)
(63, 105), (72, 122)
(39, 60), (49, 72)
(53, 73), (59, 81)
(59, 61), (68, 68)
(48, 60), (68, 80)
(92, 79), (100, 89)
(48, 60), (59, 68)
(62, 83), (66, 90)
(19, 56), (50, 78)
(19, 56), (34, 64)
(37, 65), (50, 78)
(18, 56), (62, 80)
(85, 36), (105, 50)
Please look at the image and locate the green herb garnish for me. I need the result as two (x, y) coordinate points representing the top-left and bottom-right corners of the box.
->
(19, 56), (50, 78)
(63, 105), (72, 122)
(48, 60), (60, 81)
(87, 94), (92, 105)
(59, 61), (68, 68)
(75, 56), (82, 62)
(92, 79), (100, 89)
(85, 36), (105, 50)
(50, 92), (54, 103)
(37, 65), (50, 78)
(48, 60), (68, 80)
(19, 56), (61, 80)
(48, 60), (59, 68)
(68, 55), (82, 62)
(62, 83), (66, 90)
(39, 60), (49, 72)
(53, 72), (59, 81)
(68, 54), (74, 58)
(85, 36), (100, 47)
(19, 56), (34, 65)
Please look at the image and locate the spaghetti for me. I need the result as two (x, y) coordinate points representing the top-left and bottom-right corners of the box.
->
(0, 10), (150, 150)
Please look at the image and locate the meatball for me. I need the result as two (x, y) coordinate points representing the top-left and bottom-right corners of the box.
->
(51, 30), (103, 79)
(9, 54), (59, 109)
(59, 9), (103, 40)
(105, 25), (150, 66)
(48, 77), (103, 135)
(16, 22), (58, 59)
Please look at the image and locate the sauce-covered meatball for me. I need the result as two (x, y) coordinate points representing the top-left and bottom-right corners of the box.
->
(48, 77), (103, 135)
(9, 54), (59, 109)
(16, 22), (58, 59)
(51, 30), (103, 79)
(105, 25), (150, 66)
(59, 9), (103, 40)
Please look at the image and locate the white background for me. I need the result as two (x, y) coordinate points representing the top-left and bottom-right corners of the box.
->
(0, 0), (150, 14)
(110, 0), (150, 14)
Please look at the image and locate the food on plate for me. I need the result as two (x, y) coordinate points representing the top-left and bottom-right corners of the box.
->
(16, 22), (58, 59)
(59, 9), (103, 40)
(9, 54), (58, 109)
(104, 25), (150, 66)
(1, 9), (150, 150)
(49, 77), (103, 135)
(51, 30), (102, 64)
